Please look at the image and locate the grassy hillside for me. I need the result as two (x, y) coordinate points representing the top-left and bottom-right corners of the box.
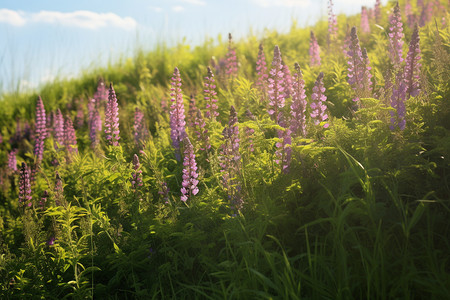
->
(1, 0), (449, 298)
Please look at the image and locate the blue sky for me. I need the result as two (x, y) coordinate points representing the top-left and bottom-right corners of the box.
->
(0, 0), (387, 93)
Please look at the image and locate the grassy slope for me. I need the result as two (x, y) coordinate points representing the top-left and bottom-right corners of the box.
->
(1, 0), (450, 299)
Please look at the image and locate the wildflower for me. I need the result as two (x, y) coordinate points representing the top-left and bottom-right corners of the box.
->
(34, 96), (47, 163)
(390, 71), (407, 130)
(94, 78), (108, 106)
(134, 107), (149, 148)
(39, 190), (48, 210)
(19, 162), (32, 207)
(327, 0), (338, 46)
(404, 24), (421, 98)
(64, 116), (78, 154)
(282, 62), (293, 99)
(374, 0), (381, 23)
(75, 103), (84, 128)
(47, 236), (55, 246)
(8, 149), (18, 173)
(405, 0), (416, 28)
(193, 109), (211, 152)
(419, 2), (432, 27)
(89, 103), (102, 148)
(187, 94), (198, 128)
(180, 137), (199, 202)
(225, 33), (238, 80)
(169, 67), (187, 160)
(54, 109), (64, 148)
(255, 43), (268, 96)
(361, 6), (371, 33)
(204, 67), (219, 121)
(275, 127), (292, 173)
(105, 83), (120, 146)
(309, 31), (321, 67)
(310, 72), (329, 128)
(388, 3), (405, 69)
(267, 45), (286, 124)
(290, 63), (307, 138)
(131, 154), (143, 190)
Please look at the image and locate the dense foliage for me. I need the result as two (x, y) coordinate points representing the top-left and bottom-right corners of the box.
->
(1, 0), (449, 298)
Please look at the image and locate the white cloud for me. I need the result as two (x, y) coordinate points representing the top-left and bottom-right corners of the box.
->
(253, 0), (310, 7)
(0, 9), (137, 30)
(149, 6), (163, 13)
(172, 6), (185, 12)
(180, 0), (206, 5)
(0, 9), (26, 26)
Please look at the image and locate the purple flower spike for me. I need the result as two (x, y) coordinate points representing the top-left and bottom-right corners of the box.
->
(89, 104), (102, 148)
(290, 63), (307, 138)
(105, 83), (120, 146)
(54, 109), (64, 149)
(275, 127), (292, 173)
(226, 33), (238, 80)
(390, 71), (407, 130)
(39, 190), (48, 210)
(134, 107), (149, 149)
(361, 6), (371, 33)
(267, 45), (286, 124)
(19, 162), (32, 208)
(131, 154), (143, 191)
(64, 116), (78, 154)
(404, 24), (421, 98)
(169, 67), (187, 160)
(34, 96), (47, 163)
(419, 2), (432, 27)
(309, 31), (321, 67)
(405, 0), (417, 28)
(94, 78), (108, 106)
(282, 62), (293, 99)
(187, 94), (198, 128)
(256, 43), (268, 96)
(204, 67), (219, 121)
(310, 72), (329, 128)
(374, 0), (381, 23)
(8, 149), (18, 173)
(193, 109), (211, 152)
(180, 137), (199, 202)
(388, 3), (405, 69)
(327, 0), (338, 46)
(219, 106), (243, 212)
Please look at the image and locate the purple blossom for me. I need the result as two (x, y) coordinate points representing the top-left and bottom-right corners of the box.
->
(0, 133), (2, 144)
(105, 83), (120, 146)
(404, 24), (421, 98)
(54, 109), (65, 148)
(187, 94), (198, 128)
(327, 0), (338, 46)
(290, 63), (307, 138)
(255, 43), (268, 96)
(158, 181), (170, 204)
(225, 33), (238, 79)
(180, 137), (199, 202)
(405, 0), (417, 28)
(219, 106), (242, 211)
(390, 71), (407, 130)
(245, 127), (255, 153)
(282, 62), (293, 99)
(347, 27), (372, 103)
(275, 127), (292, 173)
(309, 31), (321, 67)
(388, 3), (405, 69)
(19, 162), (32, 207)
(64, 116), (77, 154)
(169, 67), (187, 160)
(419, 2), (433, 27)
(89, 104), (102, 148)
(267, 45), (286, 124)
(374, 0), (381, 23)
(134, 107), (149, 148)
(94, 79), (108, 106)
(310, 72), (329, 128)
(34, 96), (47, 163)
(193, 109), (211, 152)
(47, 236), (55, 246)
(361, 6), (371, 33)
(75, 103), (84, 128)
(39, 190), (48, 210)
(204, 67), (219, 121)
(131, 154), (143, 190)
(8, 149), (18, 173)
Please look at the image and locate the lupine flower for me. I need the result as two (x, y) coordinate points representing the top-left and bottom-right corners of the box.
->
(187, 94), (198, 128)
(169, 67), (187, 160)
(309, 31), (321, 67)
(388, 3), (405, 69)
(255, 43), (268, 96)
(282, 62), (293, 99)
(180, 137), (199, 202)
(219, 106), (242, 212)
(64, 116), (77, 154)
(46, 111), (54, 135)
(54, 109), (65, 148)
(267, 46), (286, 124)
(374, 0), (381, 23)
(134, 107), (149, 148)
(54, 171), (64, 206)
(404, 24), (421, 98)
(310, 72), (329, 128)
(390, 71), (407, 130)
(327, 0), (338, 46)
(225, 33), (238, 79)
(158, 181), (170, 204)
(419, 2), (433, 27)
(105, 83), (120, 146)
(131, 154), (143, 190)
(8, 149), (18, 173)
(34, 96), (47, 163)
(245, 127), (255, 153)
(204, 67), (219, 121)
(0, 133), (2, 144)
(193, 109), (211, 152)
(47, 236), (55, 246)
(94, 79), (108, 106)
(275, 127), (292, 173)
(75, 104), (84, 128)
(290, 63), (307, 138)
(361, 6), (371, 33)
(405, 0), (417, 28)
(89, 105), (102, 148)
(19, 162), (32, 207)
(347, 27), (372, 103)
(39, 190), (48, 210)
